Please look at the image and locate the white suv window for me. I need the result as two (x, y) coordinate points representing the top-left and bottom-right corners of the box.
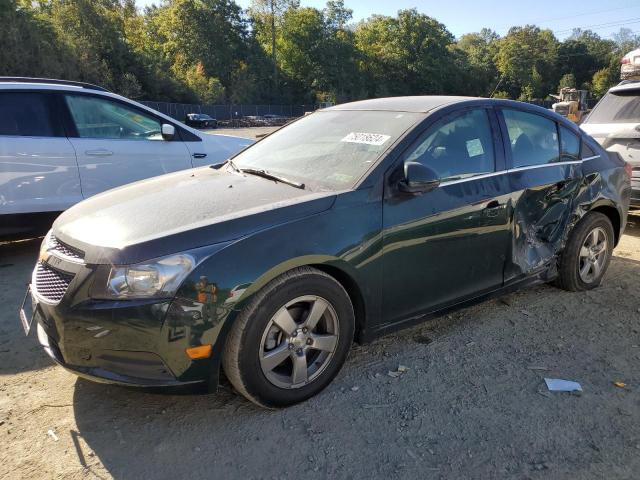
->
(587, 91), (640, 123)
(65, 95), (163, 140)
(0, 92), (57, 137)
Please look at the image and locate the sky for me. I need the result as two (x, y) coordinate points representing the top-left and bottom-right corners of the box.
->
(136, 0), (640, 40)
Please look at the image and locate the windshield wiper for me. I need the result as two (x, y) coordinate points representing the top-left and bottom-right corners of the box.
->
(239, 168), (305, 189)
(226, 158), (241, 173)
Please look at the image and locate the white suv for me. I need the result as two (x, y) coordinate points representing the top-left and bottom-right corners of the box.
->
(581, 81), (640, 208)
(0, 78), (252, 237)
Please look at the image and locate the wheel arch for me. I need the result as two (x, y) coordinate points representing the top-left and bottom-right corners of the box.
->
(588, 202), (621, 246)
(233, 256), (369, 344)
(309, 263), (367, 344)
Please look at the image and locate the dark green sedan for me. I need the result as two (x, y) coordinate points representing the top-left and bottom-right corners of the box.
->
(22, 96), (630, 408)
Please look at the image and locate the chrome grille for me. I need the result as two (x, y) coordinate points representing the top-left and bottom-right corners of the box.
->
(34, 263), (74, 302)
(49, 236), (84, 261)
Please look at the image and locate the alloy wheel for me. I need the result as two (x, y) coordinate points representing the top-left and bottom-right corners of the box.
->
(259, 295), (339, 389)
(578, 226), (608, 283)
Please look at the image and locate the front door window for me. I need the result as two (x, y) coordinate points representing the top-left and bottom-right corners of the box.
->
(65, 95), (163, 140)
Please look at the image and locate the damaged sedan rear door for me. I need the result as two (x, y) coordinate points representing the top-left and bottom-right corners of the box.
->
(497, 108), (584, 282)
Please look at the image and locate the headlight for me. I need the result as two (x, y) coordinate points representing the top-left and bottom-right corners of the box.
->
(95, 253), (195, 299)
(39, 230), (53, 261)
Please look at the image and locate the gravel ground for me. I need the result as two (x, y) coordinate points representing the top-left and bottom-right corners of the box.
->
(1, 217), (640, 479)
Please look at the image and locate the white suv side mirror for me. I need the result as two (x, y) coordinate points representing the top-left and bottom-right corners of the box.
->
(161, 124), (176, 141)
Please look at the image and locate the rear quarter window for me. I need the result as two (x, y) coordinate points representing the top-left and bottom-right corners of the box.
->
(581, 141), (597, 158)
(559, 125), (580, 161)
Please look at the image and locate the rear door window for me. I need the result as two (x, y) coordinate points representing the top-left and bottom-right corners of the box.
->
(502, 109), (560, 168)
(0, 92), (59, 137)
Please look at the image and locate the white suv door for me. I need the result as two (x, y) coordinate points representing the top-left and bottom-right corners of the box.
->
(0, 91), (81, 215)
(63, 93), (193, 197)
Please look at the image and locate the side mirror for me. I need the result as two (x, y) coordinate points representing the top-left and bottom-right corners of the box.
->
(161, 123), (176, 141)
(398, 162), (440, 194)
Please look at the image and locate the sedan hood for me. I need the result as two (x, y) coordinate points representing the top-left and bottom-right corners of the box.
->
(53, 167), (336, 264)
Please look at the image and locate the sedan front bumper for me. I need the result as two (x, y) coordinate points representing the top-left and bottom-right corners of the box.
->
(35, 320), (196, 387)
(34, 296), (210, 387)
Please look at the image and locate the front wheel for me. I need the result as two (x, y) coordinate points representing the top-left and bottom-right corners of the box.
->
(222, 267), (354, 408)
(555, 212), (614, 291)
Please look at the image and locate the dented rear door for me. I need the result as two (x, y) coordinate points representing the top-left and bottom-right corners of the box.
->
(498, 108), (583, 283)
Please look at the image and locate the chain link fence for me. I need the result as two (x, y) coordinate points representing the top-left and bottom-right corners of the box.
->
(139, 101), (316, 123)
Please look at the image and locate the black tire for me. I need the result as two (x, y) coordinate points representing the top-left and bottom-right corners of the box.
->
(222, 267), (354, 408)
(555, 212), (614, 291)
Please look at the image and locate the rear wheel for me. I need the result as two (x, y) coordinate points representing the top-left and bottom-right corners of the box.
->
(222, 267), (354, 408)
(555, 212), (614, 291)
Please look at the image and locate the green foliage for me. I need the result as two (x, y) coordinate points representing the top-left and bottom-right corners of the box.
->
(591, 66), (618, 98)
(558, 73), (576, 90)
(492, 91), (510, 99)
(354, 9), (459, 98)
(495, 25), (559, 100)
(456, 29), (500, 96)
(1, 1), (632, 104)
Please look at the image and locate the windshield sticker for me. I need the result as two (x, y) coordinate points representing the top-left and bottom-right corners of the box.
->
(341, 132), (391, 146)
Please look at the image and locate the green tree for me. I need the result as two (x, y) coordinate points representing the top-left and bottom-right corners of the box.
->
(559, 29), (616, 90)
(495, 25), (559, 99)
(151, 0), (249, 94)
(249, 0), (299, 93)
(591, 64), (619, 98)
(0, 0), (77, 79)
(456, 28), (500, 96)
(354, 9), (457, 97)
(558, 73), (576, 90)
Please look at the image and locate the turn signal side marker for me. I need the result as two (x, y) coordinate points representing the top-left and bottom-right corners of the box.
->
(186, 344), (212, 359)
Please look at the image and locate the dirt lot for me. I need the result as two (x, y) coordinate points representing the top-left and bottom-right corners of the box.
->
(204, 126), (279, 140)
(1, 215), (640, 479)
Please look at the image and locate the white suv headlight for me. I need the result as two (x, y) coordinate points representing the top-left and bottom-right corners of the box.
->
(97, 254), (195, 299)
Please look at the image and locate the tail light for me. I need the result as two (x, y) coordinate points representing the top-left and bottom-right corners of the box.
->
(622, 57), (631, 65)
(624, 162), (633, 178)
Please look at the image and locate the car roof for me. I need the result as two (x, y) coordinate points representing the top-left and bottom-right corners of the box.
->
(609, 81), (640, 94)
(0, 77), (108, 92)
(327, 96), (481, 112)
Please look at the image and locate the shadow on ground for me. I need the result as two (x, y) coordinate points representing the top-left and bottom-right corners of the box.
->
(0, 238), (56, 375)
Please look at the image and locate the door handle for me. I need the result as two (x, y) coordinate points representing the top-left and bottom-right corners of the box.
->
(192, 153), (207, 159)
(85, 149), (113, 157)
(483, 200), (502, 217)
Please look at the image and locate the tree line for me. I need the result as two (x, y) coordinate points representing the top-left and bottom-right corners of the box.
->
(2, 0), (638, 105)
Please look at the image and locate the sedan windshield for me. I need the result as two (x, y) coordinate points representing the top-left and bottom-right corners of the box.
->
(231, 110), (424, 190)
